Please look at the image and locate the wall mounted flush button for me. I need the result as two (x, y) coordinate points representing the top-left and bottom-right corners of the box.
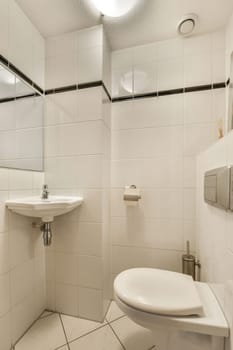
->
(204, 166), (230, 210)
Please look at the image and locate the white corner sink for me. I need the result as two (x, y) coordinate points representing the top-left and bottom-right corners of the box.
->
(6, 196), (83, 222)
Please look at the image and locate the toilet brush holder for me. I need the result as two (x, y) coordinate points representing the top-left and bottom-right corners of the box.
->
(182, 241), (201, 281)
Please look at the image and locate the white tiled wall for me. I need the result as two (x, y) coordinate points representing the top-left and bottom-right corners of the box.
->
(196, 131), (233, 350)
(112, 31), (226, 97)
(0, 0), (45, 88)
(0, 1), (46, 349)
(0, 168), (45, 350)
(111, 31), (226, 287)
(196, 14), (233, 350)
(44, 25), (111, 321)
(44, 90), (111, 321)
(46, 25), (103, 90)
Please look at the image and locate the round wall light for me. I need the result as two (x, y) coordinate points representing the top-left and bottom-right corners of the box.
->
(90, 0), (141, 18)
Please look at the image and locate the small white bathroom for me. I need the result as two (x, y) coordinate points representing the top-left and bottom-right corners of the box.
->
(0, 0), (233, 349)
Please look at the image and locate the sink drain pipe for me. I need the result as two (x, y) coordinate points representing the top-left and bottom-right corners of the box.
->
(32, 221), (53, 246)
(42, 222), (52, 246)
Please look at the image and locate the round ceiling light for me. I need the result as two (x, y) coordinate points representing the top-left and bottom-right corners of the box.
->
(90, 0), (141, 17)
(177, 14), (198, 37)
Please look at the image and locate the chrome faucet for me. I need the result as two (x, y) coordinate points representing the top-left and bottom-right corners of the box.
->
(41, 184), (49, 199)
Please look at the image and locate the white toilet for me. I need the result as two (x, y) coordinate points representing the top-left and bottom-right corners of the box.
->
(114, 268), (229, 350)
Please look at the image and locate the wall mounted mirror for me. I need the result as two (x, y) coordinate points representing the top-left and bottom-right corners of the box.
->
(0, 62), (44, 171)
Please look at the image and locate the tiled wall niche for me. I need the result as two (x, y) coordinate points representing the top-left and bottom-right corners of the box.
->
(0, 1), (46, 349)
(44, 25), (112, 322)
(111, 30), (226, 287)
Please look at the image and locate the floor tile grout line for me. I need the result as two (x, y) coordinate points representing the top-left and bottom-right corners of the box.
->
(53, 342), (68, 350)
(105, 314), (126, 324)
(67, 322), (109, 345)
(13, 309), (49, 348)
(40, 311), (55, 319)
(107, 321), (126, 350)
(59, 314), (71, 350)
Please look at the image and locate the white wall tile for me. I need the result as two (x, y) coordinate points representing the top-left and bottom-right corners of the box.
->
(111, 217), (183, 250)
(9, 170), (33, 190)
(55, 283), (78, 316)
(0, 234), (9, 274)
(112, 95), (184, 130)
(0, 312), (11, 350)
(158, 57), (183, 90)
(184, 123), (215, 156)
(77, 222), (102, 256)
(157, 38), (183, 60)
(78, 287), (103, 321)
(55, 252), (78, 285)
(77, 87), (103, 122)
(184, 54), (212, 87)
(78, 255), (102, 289)
(183, 34), (212, 56)
(184, 91), (213, 124)
(49, 121), (103, 157)
(111, 188), (183, 220)
(11, 293), (36, 344)
(213, 51), (226, 83)
(76, 25), (103, 51)
(0, 273), (11, 317)
(112, 126), (183, 159)
(0, 0), (9, 58)
(78, 45), (102, 84)
(111, 157), (183, 189)
(11, 259), (34, 306)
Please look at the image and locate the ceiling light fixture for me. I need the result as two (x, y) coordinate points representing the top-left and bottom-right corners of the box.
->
(90, 0), (141, 18)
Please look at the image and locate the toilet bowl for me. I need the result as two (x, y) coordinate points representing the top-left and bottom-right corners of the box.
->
(114, 268), (229, 350)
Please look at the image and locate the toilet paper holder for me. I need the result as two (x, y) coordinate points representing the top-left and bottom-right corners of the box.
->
(123, 185), (141, 202)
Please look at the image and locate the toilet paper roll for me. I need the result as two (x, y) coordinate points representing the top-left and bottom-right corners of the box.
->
(123, 185), (141, 205)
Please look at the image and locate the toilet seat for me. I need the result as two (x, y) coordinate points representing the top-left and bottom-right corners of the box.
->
(114, 268), (229, 337)
(114, 268), (204, 316)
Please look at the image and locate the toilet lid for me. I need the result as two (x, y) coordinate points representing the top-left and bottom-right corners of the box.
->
(114, 268), (204, 316)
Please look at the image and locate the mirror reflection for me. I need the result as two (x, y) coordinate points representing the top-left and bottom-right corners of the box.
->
(0, 63), (44, 171)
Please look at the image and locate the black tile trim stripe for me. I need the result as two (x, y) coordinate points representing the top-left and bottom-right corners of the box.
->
(158, 88), (184, 96)
(213, 82), (226, 89)
(0, 53), (228, 104)
(184, 84), (212, 93)
(0, 54), (43, 96)
(112, 95), (134, 102)
(134, 91), (157, 99)
(112, 81), (227, 102)
(0, 93), (39, 103)
(78, 81), (102, 89)
(102, 82), (112, 101)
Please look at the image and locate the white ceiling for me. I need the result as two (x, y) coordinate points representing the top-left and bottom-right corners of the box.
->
(16, 0), (233, 50)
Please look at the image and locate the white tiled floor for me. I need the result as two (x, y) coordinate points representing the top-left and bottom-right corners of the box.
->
(14, 302), (156, 350)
